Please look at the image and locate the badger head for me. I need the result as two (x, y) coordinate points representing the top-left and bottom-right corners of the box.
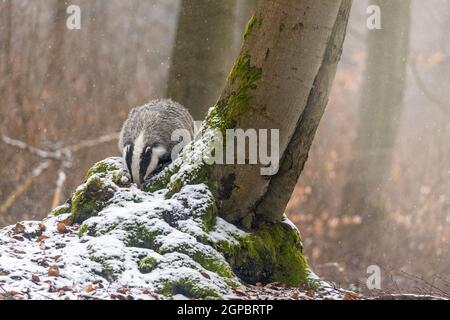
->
(123, 133), (168, 187)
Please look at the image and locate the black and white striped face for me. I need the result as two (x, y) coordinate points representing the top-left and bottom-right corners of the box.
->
(123, 134), (167, 187)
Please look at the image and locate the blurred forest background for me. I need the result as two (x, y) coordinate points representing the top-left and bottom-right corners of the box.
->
(0, 0), (448, 296)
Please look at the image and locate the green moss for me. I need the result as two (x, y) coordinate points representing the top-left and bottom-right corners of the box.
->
(79, 224), (89, 236)
(50, 203), (71, 217)
(144, 163), (181, 193)
(89, 255), (115, 280)
(138, 257), (158, 274)
(206, 52), (262, 131)
(158, 277), (221, 299)
(70, 176), (115, 224)
(220, 222), (310, 287)
(243, 14), (263, 41)
(226, 52), (262, 109)
(124, 225), (162, 249)
(85, 162), (111, 181)
(84, 160), (127, 186)
(165, 165), (216, 199)
(193, 251), (234, 279)
(166, 178), (184, 199)
(202, 201), (218, 232)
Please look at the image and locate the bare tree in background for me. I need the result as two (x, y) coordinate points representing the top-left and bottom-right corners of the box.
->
(166, 0), (237, 120)
(0, 1), (181, 223)
(339, 0), (411, 260)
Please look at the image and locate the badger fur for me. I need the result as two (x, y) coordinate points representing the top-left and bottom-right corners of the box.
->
(118, 99), (194, 187)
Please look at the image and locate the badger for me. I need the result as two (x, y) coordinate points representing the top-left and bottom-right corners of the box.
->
(118, 99), (194, 187)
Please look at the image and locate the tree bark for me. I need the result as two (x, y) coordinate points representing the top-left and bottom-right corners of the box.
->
(209, 0), (351, 228)
(254, 0), (353, 224)
(167, 0), (237, 120)
(233, 0), (258, 55)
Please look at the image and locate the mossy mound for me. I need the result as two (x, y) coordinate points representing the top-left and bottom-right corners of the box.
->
(59, 157), (314, 298)
(0, 157), (313, 300)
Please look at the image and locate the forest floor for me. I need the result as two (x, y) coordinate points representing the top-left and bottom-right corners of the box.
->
(0, 215), (445, 301)
(0, 216), (359, 301)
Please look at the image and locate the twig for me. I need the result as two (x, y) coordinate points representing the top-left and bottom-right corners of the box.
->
(0, 132), (120, 219)
(51, 167), (67, 209)
(1, 135), (62, 160)
(400, 270), (449, 298)
(66, 132), (119, 153)
(0, 284), (13, 300)
(0, 160), (51, 217)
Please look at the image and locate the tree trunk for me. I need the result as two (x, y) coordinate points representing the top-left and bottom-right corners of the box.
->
(337, 0), (411, 261)
(233, 0), (258, 55)
(254, 0), (353, 225)
(0, 1), (353, 294)
(167, 0), (237, 120)
(340, 0), (411, 222)
(46, 0), (67, 87)
(209, 0), (351, 229)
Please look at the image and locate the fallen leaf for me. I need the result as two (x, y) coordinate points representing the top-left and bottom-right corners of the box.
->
(60, 218), (73, 226)
(38, 223), (46, 231)
(36, 235), (48, 242)
(83, 284), (94, 293)
(57, 222), (68, 234)
(48, 265), (60, 277)
(14, 223), (25, 234)
(31, 275), (41, 282)
(305, 290), (315, 297)
(233, 288), (249, 297)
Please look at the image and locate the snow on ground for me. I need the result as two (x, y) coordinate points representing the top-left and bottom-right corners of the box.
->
(0, 157), (357, 300)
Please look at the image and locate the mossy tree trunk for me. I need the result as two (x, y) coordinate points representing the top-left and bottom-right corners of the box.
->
(167, 0), (237, 121)
(209, 0), (352, 229)
(142, 0), (352, 287)
(338, 0), (411, 262)
(233, 0), (258, 55)
(39, 0), (352, 292)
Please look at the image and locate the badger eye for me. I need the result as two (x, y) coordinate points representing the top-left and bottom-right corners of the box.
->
(144, 146), (152, 155)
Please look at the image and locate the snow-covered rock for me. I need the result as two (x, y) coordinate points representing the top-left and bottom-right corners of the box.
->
(0, 157), (315, 300)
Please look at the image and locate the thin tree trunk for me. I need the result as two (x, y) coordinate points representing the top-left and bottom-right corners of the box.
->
(46, 0), (67, 87)
(0, 0), (12, 111)
(340, 0), (411, 221)
(167, 0), (236, 120)
(254, 0), (353, 224)
(337, 0), (411, 262)
(209, 0), (350, 228)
